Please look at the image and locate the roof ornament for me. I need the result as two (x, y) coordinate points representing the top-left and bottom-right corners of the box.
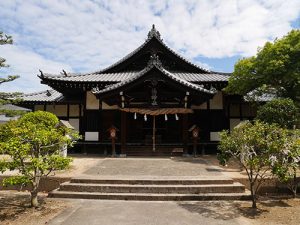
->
(147, 53), (162, 69)
(62, 69), (68, 77)
(46, 90), (52, 96)
(147, 24), (162, 41)
(39, 69), (44, 78)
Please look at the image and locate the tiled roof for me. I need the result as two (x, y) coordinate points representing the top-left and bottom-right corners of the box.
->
(42, 72), (136, 82)
(93, 64), (216, 95)
(174, 73), (229, 82)
(41, 71), (229, 83)
(22, 89), (63, 102)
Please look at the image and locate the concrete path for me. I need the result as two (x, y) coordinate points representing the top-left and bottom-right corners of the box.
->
(49, 199), (252, 225)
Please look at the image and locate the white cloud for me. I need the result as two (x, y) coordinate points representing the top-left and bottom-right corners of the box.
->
(0, 45), (72, 93)
(0, 0), (299, 92)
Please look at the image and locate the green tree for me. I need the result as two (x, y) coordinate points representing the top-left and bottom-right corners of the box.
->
(0, 31), (19, 83)
(0, 31), (21, 115)
(256, 98), (299, 129)
(218, 121), (292, 209)
(225, 30), (300, 103)
(0, 111), (79, 207)
(270, 131), (300, 198)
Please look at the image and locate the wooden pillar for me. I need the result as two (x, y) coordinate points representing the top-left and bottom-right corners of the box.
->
(121, 111), (127, 155)
(153, 115), (156, 152)
(182, 114), (188, 155)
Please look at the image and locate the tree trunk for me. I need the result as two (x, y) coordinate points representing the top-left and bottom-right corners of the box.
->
(30, 174), (41, 208)
(292, 169), (297, 198)
(31, 190), (39, 208)
(251, 194), (257, 209)
(250, 182), (257, 209)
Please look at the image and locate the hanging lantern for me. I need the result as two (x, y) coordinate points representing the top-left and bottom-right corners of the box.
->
(134, 112), (137, 120)
(175, 114), (179, 120)
(144, 114), (147, 121)
(165, 114), (168, 121)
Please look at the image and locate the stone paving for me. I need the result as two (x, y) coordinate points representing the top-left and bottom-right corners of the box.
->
(83, 157), (224, 177)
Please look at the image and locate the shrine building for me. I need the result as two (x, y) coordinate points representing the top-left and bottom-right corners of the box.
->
(20, 25), (256, 156)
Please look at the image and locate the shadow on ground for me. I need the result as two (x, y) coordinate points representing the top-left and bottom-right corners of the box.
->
(178, 201), (272, 220)
(0, 193), (47, 222)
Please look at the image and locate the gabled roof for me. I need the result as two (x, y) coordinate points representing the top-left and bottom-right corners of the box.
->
(96, 24), (211, 74)
(38, 25), (230, 89)
(93, 55), (216, 96)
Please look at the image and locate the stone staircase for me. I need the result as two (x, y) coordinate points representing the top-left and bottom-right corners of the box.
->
(49, 177), (251, 201)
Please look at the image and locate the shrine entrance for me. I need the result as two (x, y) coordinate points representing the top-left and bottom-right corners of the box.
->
(119, 108), (192, 156)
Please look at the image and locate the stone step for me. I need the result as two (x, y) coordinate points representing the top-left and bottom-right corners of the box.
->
(59, 182), (245, 194)
(49, 190), (251, 201)
(70, 177), (234, 185)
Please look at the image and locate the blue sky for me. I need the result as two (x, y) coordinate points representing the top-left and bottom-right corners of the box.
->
(0, 0), (299, 93)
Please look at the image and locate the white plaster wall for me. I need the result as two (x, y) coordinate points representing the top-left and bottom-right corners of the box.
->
(86, 91), (99, 110)
(210, 91), (223, 109)
(69, 105), (80, 117)
(230, 119), (241, 131)
(46, 105), (67, 117)
(69, 118), (80, 131)
(210, 132), (221, 141)
(102, 101), (119, 110)
(85, 132), (99, 141)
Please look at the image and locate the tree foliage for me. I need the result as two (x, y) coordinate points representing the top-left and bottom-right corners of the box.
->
(0, 111), (80, 207)
(0, 31), (19, 84)
(0, 31), (22, 116)
(225, 30), (300, 103)
(218, 121), (300, 208)
(256, 98), (299, 129)
(270, 131), (300, 197)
